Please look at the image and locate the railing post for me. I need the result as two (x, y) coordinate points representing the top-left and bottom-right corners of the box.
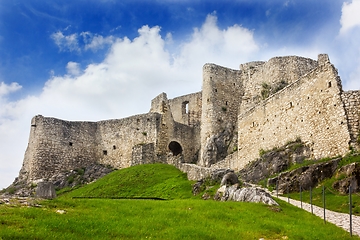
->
(349, 185), (352, 237)
(323, 185), (326, 224)
(300, 185), (302, 209)
(310, 186), (313, 214)
(287, 184), (290, 203)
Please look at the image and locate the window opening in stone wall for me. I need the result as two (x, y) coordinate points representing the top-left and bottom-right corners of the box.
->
(290, 102), (293, 108)
(168, 141), (183, 156)
(328, 81), (332, 88)
(226, 101), (228, 106)
(137, 119), (140, 123)
(103, 150), (107, 155)
(182, 101), (189, 114)
(113, 145), (116, 150)
(69, 142), (73, 146)
(215, 89), (217, 92)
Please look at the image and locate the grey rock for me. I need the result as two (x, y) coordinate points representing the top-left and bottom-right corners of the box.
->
(332, 162), (360, 193)
(268, 158), (341, 193)
(239, 141), (311, 183)
(202, 124), (234, 167)
(215, 185), (278, 205)
(35, 182), (56, 199)
(220, 172), (239, 186)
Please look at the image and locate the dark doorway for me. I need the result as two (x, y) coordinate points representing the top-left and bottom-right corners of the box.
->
(168, 141), (183, 156)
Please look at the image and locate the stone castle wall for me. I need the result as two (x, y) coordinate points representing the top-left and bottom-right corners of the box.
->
(342, 90), (360, 149)
(235, 58), (351, 170)
(20, 115), (99, 182)
(168, 92), (202, 127)
(96, 113), (162, 169)
(240, 56), (319, 112)
(20, 113), (163, 182)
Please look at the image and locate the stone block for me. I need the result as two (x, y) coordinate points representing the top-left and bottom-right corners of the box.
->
(35, 182), (56, 199)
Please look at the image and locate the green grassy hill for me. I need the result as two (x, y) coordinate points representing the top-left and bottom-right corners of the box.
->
(61, 163), (195, 199)
(0, 163), (358, 239)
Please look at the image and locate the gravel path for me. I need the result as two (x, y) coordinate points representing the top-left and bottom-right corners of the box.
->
(274, 195), (360, 237)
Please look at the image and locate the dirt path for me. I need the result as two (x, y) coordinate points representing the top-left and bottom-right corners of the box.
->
(275, 195), (360, 237)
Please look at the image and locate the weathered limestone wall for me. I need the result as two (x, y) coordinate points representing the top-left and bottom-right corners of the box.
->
(20, 115), (98, 182)
(240, 56), (318, 112)
(200, 64), (244, 165)
(131, 143), (155, 166)
(96, 113), (161, 169)
(342, 90), (360, 149)
(235, 58), (351, 170)
(168, 92), (202, 127)
(171, 122), (200, 164)
(20, 113), (163, 182)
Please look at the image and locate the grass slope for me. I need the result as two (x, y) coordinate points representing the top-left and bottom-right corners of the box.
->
(62, 163), (195, 199)
(0, 163), (358, 239)
(1, 198), (358, 239)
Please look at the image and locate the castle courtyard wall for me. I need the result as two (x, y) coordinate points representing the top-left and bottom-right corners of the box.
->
(235, 61), (351, 170)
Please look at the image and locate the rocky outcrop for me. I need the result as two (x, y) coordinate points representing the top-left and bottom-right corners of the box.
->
(267, 158), (341, 193)
(220, 172), (239, 186)
(2, 163), (114, 197)
(214, 185), (278, 205)
(332, 162), (360, 194)
(239, 140), (311, 183)
(202, 124), (235, 167)
(192, 168), (235, 195)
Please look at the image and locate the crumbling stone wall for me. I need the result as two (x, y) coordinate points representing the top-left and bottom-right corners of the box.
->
(131, 143), (155, 166)
(240, 56), (318, 112)
(96, 113), (161, 169)
(20, 115), (99, 182)
(235, 56), (351, 170)
(20, 113), (163, 182)
(168, 92), (202, 127)
(342, 90), (360, 150)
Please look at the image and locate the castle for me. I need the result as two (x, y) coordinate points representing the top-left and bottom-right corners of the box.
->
(17, 54), (360, 183)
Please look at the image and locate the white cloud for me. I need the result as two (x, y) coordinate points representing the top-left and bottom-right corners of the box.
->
(0, 14), (260, 189)
(340, 0), (360, 34)
(81, 32), (115, 51)
(0, 82), (21, 97)
(51, 31), (80, 52)
(175, 13), (258, 70)
(66, 62), (81, 76)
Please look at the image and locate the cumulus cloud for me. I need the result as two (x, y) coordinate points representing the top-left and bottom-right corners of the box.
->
(340, 0), (360, 34)
(0, 14), (260, 189)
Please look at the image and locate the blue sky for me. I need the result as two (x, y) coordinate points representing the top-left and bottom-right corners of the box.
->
(1, 0), (360, 189)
